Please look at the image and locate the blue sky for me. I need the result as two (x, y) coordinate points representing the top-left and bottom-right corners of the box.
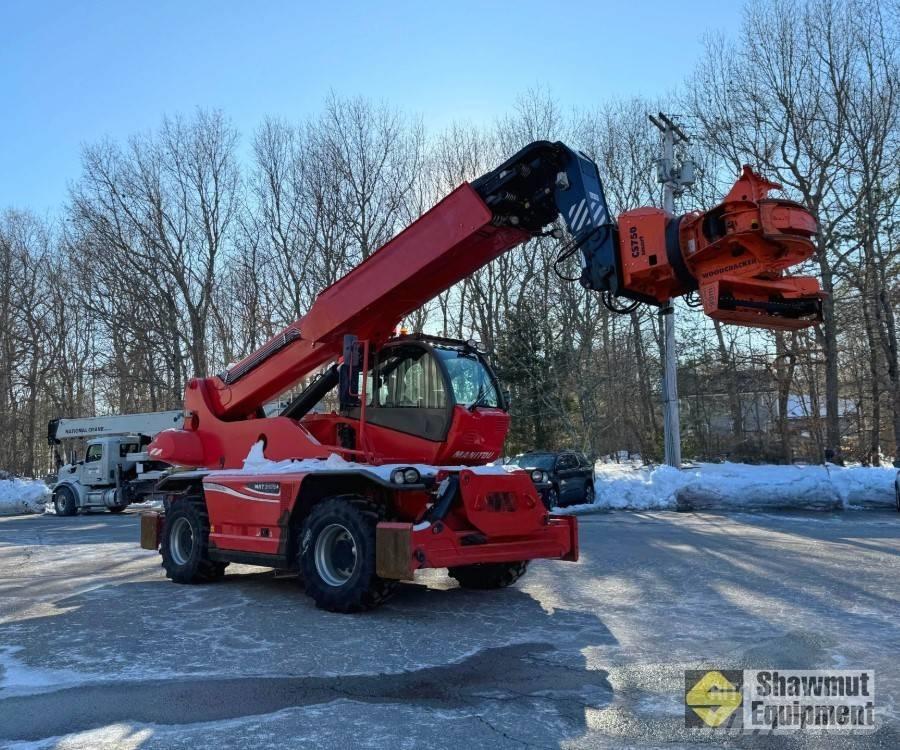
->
(1, 0), (741, 214)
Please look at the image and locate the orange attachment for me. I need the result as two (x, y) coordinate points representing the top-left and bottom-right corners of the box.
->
(616, 166), (825, 329)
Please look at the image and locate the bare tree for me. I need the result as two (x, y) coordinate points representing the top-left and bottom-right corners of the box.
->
(69, 109), (240, 380)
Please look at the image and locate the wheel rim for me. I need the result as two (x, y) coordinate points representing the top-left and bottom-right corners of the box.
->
(56, 490), (70, 513)
(169, 517), (195, 566)
(585, 484), (595, 503)
(314, 523), (358, 587)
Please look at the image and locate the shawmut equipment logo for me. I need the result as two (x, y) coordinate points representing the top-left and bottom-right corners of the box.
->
(684, 670), (743, 728)
(684, 669), (875, 733)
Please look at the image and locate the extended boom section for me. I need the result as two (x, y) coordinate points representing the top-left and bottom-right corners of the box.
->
(470, 141), (824, 328)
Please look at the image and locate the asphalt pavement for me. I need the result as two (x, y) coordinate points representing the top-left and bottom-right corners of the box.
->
(0, 509), (897, 749)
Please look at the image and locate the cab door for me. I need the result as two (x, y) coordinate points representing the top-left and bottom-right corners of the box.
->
(81, 443), (104, 486)
(362, 345), (451, 443)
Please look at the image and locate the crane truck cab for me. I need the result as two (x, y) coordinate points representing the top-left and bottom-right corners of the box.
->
(48, 410), (183, 516)
(53, 434), (171, 515)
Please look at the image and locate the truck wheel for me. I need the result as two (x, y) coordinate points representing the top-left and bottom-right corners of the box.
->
(108, 506), (127, 514)
(449, 561), (529, 590)
(298, 496), (396, 613)
(53, 486), (78, 516)
(160, 499), (227, 584)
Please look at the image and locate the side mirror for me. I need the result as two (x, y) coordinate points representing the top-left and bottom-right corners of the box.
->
(338, 334), (362, 410)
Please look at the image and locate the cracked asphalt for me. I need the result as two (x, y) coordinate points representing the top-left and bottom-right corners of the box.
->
(0, 509), (897, 749)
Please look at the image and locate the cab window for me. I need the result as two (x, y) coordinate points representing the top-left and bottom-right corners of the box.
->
(354, 370), (377, 407)
(374, 349), (447, 409)
(85, 444), (103, 463)
(434, 348), (499, 408)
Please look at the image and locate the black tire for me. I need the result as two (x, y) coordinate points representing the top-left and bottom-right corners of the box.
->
(545, 486), (560, 510)
(53, 486), (78, 516)
(583, 482), (595, 504)
(298, 496), (396, 613)
(449, 561), (529, 590)
(895, 478), (900, 512)
(107, 505), (127, 514)
(160, 498), (227, 584)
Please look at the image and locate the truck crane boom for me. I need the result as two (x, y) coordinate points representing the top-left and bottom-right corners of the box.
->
(143, 140), (823, 613)
(49, 410), (183, 445)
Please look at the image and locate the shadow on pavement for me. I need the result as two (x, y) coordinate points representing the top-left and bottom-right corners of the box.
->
(0, 572), (616, 747)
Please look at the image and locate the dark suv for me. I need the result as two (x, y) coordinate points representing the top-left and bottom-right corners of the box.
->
(507, 451), (596, 509)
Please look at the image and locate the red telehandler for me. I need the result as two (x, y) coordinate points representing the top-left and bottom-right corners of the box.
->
(141, 141), (823, 611)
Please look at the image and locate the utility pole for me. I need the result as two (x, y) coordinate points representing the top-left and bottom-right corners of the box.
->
(648, 113), (694, 469)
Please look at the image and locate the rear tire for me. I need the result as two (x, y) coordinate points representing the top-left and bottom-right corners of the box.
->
(53, 486), (78, 516)
(449, 561), (529, 590)
(160, 498), (227, 583)
(299, 496), (396, 613)
(108, 505), (127, 514)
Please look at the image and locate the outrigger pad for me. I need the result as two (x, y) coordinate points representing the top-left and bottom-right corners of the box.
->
(140, 511), (163, 550)
(375, 522), (414, 580)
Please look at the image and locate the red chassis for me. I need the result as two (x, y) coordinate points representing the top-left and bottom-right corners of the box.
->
(144, 463), (577, 583)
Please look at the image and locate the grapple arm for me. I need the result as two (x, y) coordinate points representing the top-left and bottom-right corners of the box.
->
(613, 166), (823, 329)
(473, 143), (824, 330)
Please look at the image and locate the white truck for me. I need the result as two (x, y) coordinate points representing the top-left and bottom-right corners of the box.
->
(48, 411), (182, 515)
(47, 401), (293, 516)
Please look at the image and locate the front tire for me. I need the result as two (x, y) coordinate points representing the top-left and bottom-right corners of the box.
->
(449, 561), (529, 590)
(299, 496), (396, 613)
(53, 486), (78, 516)
(160, 498), (227, 584)
(108, 505), (127, 514)
(545, 486), (560, 510)
(583, 482), (595, 504)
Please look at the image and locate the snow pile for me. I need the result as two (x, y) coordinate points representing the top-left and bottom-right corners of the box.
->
(556, 461), (897, 514)
(669, 463), (898, 510)
(0, 477), (51, 516)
